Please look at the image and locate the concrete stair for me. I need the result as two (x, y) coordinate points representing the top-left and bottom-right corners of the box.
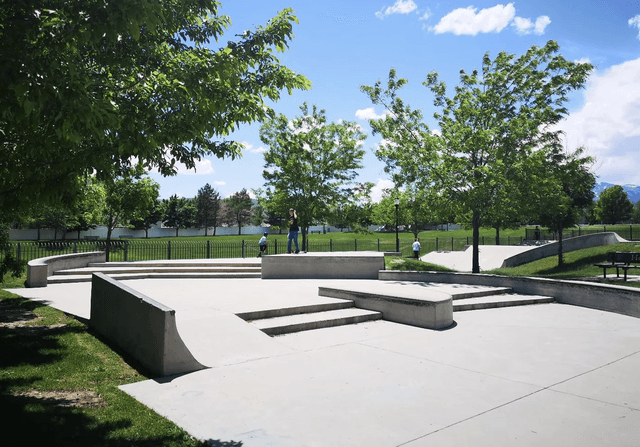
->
(452, 288), (555, 311)
(47, 261), (262, 284)
(238, 301), (382, 336)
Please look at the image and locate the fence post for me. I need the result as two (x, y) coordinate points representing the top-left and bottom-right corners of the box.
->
(167, 241), (171, 260)
(274, 239), (277, 254)
(330, 239), (333, 252)
(73, 242), (78, 253)
(124, 241), (128, 262)
(451, 237), (454, 251)
(242, 240), (245, 258)
(207, 240), (210, 259)
(354, 239), (357, 251)
(378, 239), (380, 252)
(16, 243), (21, 262)
(436, 237), (439, 251)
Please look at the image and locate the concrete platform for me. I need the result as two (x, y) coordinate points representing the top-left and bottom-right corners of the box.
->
(5, 270), (640, 446)
(261, 251), (385, 279)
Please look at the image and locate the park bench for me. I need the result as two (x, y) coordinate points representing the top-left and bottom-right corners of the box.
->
(594, 252), (640, 281)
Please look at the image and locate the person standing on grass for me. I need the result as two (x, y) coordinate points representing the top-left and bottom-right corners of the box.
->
(412, 238), (421, 260)
(287, 208), (299, 254)
(258, 232), (268, 257)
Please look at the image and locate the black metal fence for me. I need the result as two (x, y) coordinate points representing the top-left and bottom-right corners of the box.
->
(2, 226), (638, 264)
(524, 225), (640, 242)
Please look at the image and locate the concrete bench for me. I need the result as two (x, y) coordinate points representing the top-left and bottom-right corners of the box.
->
(27, 251), (106, 287)
(594, 252), (640, 281)
(318, 282), (453, 330)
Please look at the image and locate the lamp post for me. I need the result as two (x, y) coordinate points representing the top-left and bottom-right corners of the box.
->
(395, 196), (400, 253)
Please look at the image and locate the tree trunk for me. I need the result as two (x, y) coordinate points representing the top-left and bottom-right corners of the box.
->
(472, 210), (481, 273)
(557, 222), (564, 268)
(495, 225), (500, 245)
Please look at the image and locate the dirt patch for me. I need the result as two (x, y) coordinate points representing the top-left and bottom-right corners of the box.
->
(12, 389), (107, 409)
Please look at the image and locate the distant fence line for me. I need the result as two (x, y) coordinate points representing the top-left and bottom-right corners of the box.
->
(2, 226), (638, 264)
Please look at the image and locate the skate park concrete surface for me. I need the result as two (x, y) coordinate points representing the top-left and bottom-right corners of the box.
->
(5, 249), (640, 446)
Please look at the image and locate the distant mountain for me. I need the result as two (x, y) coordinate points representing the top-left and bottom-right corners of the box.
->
(593, 182), (640, 204)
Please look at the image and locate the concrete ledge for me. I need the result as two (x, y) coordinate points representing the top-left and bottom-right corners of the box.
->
(502, 232), (630, 268)
(319, 283), (454, 330)
(379, 270), (640, 319)
(27, 251), (106, 288)
(261, 252), (385, 279)
(90, 273), (206, 377)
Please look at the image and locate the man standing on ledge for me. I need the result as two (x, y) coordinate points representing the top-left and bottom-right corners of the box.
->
(287, 208), (300, 254)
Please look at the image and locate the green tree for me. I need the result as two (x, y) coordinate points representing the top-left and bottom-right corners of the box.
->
(1, 1), (310, 217)
(129, 198), (164, 238)
(223, 189), (253, 235)
(362, 41), (593, 272)
(534, 148), (596, 267)
(67, 177), (106, 240)
(163, 195), (197, 237)
(257, 103), (367, 250)
(103, 171), (160, 258)
(595, 185), (634, 224)
(195, 184), (221, 236)
(633, 200), (640, 224)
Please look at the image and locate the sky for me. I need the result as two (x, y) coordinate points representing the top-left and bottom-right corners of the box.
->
(148, 0), (640, 202)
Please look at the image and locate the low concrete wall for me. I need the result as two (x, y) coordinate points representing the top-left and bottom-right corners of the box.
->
(90, 273), (205, 377)
(262, 252), (385, 279)
(379, 270), (640, 319)
(319, 284), (453, 330)
(502, 232), (630, 268)
(26, 251), (106, 288)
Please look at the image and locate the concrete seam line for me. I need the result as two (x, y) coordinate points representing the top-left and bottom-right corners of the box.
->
(395, 349), (640, 446)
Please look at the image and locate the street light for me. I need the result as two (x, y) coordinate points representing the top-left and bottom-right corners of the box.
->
(395, 196), (400, 253)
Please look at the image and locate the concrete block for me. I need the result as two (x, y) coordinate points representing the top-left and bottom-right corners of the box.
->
(90, 273), (205, 377)
(261, 251), (385, 279)
(27, 251), (106, 287)
(319, 283), (454, 330)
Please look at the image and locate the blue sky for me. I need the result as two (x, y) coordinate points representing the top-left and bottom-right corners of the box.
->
(149, 0), (640, 201)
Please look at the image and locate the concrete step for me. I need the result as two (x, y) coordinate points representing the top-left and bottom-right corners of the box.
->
(249, 308), (383, 336)
(236, 301), (354, 321)
(453, 294), (555, 312)
(47, 271), (261, 284)
(449, 287), (513, 300)
(54, 266), (261, 275)
(87, 261), (261, 268)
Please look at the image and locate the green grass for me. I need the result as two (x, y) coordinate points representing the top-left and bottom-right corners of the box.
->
(0, 285), (206, 447)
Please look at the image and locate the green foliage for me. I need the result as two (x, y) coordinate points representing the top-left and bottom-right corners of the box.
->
(195, 183), (221, 235)
(258, 103), (368, 242)
(163, 195), (197, 237)
(223, 189), (253, 235)
(595, 185), (634, 224)
(362, 41), (593, 273)
(1, 1), (310, 217)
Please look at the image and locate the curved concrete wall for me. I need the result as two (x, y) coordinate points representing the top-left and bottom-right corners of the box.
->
(502, 232), (630, 268)
(27, 251), (106, 288)
(379, 270), (640, 319)
(90, 273), (205, 377)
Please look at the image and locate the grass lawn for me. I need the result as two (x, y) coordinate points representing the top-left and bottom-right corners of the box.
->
(0, 274), (206, 447)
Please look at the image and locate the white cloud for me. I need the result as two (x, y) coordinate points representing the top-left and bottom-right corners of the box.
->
(376, 0), (417, 19)
(512, 15), (550, 35)
(533, 15), (551, 34)
(355, 107), (390, 120)
(212, 180), (226, 186)
(175, 158), (215, 175)
(370, 178), (396, 203)
(431, 3), (515, 35)
(560, 58), (640, 185)
(629, 15), (640, 40)
(241, 141), (267, 154)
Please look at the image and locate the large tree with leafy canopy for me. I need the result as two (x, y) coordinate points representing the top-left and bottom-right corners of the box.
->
(362, 41), (593, 273)
(595, 185), (634, 224)
(256, 103), (367, 251)
(0, 1), (310, 217)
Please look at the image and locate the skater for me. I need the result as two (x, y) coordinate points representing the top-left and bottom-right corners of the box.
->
(258, 232), (268, 257)
(412, 238), (421, 260)
(287, 208), (300, 254)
